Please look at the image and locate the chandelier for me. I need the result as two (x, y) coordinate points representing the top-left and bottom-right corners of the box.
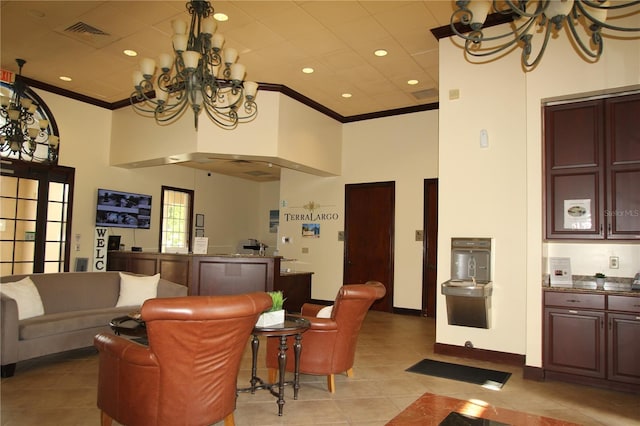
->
(131, 0), (258, 130)
(451, 0), (640, 69)
(0, 59), (59, 163)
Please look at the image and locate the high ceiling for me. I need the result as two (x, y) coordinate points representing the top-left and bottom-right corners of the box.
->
(1, 1), (455, 180)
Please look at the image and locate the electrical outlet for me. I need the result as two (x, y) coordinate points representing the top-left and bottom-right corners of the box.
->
(609, 256), (619, 269)
(301, 247), (309, 254)
(415, 230), (424, 241)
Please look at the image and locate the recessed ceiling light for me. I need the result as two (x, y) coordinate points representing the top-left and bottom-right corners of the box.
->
(374, 49), (388, 57)
(59, 76), (72, 82)
(302, 67), (314, 74)
(123, 49), (138, 57)
(407, 79), (419, 85)
(214, 12), (228, 21)
(341, 93), (352, 98)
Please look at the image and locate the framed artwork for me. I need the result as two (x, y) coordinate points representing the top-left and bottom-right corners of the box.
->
(195, 214), (204, 228)
(195, 228), (205, 237)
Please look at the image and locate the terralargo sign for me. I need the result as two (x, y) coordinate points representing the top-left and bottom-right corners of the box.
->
(282, 201), (339, 222)
(283, 212), (339, 221)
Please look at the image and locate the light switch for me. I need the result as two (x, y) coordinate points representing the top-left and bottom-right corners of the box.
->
(415, 230), (424, 241)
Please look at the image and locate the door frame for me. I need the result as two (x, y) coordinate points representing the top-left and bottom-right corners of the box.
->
(422, 178), (438, 317)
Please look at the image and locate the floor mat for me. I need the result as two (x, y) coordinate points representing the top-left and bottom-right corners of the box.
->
(406, 358), (511, 389)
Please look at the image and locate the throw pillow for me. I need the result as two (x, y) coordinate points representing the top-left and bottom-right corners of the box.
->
(0, 277), (45, 320)
(115, 273), (160, 307)
(316, 305), (333, 318)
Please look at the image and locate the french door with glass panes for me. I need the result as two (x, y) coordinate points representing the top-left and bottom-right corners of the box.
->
(0, 160), (74, 275)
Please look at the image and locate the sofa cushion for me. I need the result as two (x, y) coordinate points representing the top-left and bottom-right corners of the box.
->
(116, 273), (160, 307)
(18, 307), (133, 340)
(0, 277), (45, 320)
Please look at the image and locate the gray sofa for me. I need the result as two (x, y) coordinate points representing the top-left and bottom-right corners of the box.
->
(0, 271), (187, 377)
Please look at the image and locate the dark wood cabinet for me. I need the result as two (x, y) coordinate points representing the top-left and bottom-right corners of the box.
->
(543, 290), (640, 391)
(544, 292), (606, 378)
(108, 252), (283, 295)
(607, 295), (640, 385)
(275, 272), (312, 313)
(107, 251), (191, 286)
(544, 93), (640, 240)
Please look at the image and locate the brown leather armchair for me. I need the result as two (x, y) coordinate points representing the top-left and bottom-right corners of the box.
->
(266, 281), (386, 393)
(94, 292), (272, 426)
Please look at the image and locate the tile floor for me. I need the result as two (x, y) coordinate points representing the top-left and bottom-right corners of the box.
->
(1, 311), (639, 426)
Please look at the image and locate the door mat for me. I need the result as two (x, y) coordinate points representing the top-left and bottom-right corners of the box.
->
(406, 358), (511, 389)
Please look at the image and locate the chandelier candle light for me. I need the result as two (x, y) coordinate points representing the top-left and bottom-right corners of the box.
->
(131, 0), (258, 129)
(0, 59), (59, 163)
(451, 0), (640, 69)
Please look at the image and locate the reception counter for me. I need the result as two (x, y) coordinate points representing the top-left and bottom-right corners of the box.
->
(107, 251), (311, 312)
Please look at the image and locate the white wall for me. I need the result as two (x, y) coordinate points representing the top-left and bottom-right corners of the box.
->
(439, 21), (640, 365)
(277, 111), (439, 305)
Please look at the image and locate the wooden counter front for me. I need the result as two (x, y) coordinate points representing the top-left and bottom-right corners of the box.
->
(191, 255), (280, 296)
(107, 251), (281, 296)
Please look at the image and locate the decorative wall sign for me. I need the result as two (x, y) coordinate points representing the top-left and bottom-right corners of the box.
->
(283, 200), (339, 222)
(302, 223), (320, 238)
(94, 227), (108, 272)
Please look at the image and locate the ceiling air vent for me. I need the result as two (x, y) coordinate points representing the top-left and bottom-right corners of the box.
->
(411, 88), (438, 100)
(64, 22), (110, 36)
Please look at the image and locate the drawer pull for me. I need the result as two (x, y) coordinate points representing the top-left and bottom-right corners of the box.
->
(569, 310), (578, 314)
(566, 299), (581, 303)
(636, 316), (640, 320)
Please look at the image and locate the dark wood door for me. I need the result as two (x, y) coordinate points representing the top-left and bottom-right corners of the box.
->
(344, 182), (394, 312)
(422, 179), (438, 317)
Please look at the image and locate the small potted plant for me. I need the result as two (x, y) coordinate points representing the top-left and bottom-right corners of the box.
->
(595, 273), (606, 289)
(256, 291), (286, 327)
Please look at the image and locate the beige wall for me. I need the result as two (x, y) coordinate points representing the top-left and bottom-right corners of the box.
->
(33, 89), (276, 267)
(439, 23), (640, 365)
(277, 111), (439, 304)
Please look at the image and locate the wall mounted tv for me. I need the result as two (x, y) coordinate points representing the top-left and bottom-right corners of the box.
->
(96, 188), (152, 229)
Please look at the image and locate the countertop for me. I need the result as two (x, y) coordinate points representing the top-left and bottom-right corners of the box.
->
(543, 275), (639, 296)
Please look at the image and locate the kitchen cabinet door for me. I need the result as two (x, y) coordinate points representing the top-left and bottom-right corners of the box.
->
(544, 100), (604, 239)
(544, 93), (640, 240)
(607, 312), (640, 384)
(605, 93), (640, 239)
(544, 308), (605, 378)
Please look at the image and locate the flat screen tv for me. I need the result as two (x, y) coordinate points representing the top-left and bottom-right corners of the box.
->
(96, 188), (152, 229)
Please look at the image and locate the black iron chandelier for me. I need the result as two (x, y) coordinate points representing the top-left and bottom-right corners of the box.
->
(0, 59), (60, 163)
(451, 0), (640, 69)
(131, 0), (258, 130)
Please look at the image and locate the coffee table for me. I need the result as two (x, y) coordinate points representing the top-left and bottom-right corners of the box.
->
(109, 313), (146, 338)
(239, 315), (310, 416)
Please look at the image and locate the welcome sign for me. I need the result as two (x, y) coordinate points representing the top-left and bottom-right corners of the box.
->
(93, 227), (108, 271)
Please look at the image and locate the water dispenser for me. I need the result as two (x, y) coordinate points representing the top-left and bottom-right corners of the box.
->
(441, 238), (493, 328)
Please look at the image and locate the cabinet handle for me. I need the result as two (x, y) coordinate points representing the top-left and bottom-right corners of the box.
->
(607, 317), (611, 330)
(608, 223), (612, 234)
(568, 310), (578, 314)
(565, 299), (581, 303)
(600, 224), (603, 235)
